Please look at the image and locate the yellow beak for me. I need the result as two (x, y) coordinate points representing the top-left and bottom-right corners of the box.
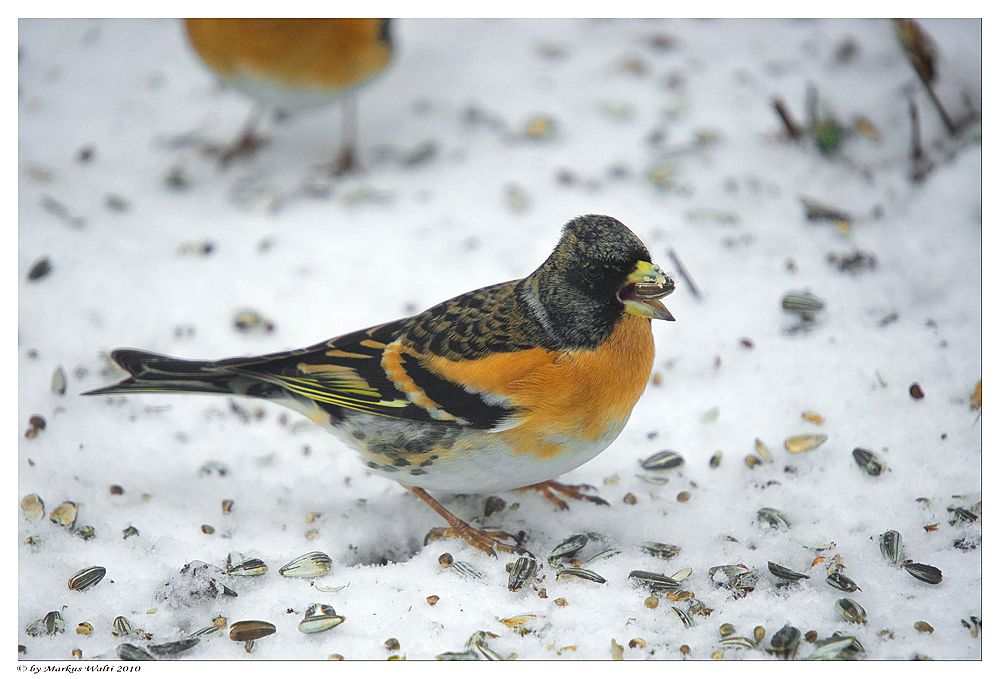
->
(621, 261), (675, 321)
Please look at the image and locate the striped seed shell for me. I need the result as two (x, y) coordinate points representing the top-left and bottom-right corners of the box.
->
(640, 542), (681, 560)
(229, 620), (276, 642)
(902, 562), (942, 585)
(147, 637), (200, 656)
(768, 561), (809, 581)
(556, 567), (606, 583)
(805, 636), (860, 660)
(769, 625), (800, 659)
(507, 556), (539, 592)
(113, 616), (133, 636)
(192, 626), (223, 639)
(548, 533), (590, 564)
(21, 494), (45, 522)
(68, 566), (106, 591)
(450, 561), (484, 580)
(26, 611), (64, 636)
(279, 551), (331, 578)
(629, 569), (681, 592)
(298, 604), (345, 634)
(720, 636), (756, 650)
(757, 507), (791, 529)
(826, 572), (859, 592)
(879, 530), (902, 565)
(852, 448), (886, 476)
(782, 291), (825, 313)
(785, 434), (827, 453)
(641, 450), (684, 471)
(226, 552), (268, 576)
(669, 607), (693, 628)
(835, 598), (867, 624)
(116, 643), (155, 661)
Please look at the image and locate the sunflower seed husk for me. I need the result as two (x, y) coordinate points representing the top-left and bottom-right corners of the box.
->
(50, 501), (78, 528)
(52, 365), (67, 395)
(548, 533), (590, 565)
(754, 438), (773, 462)
(629, 569), (681, 592)
(641, 450), (684, 471)
(450, 561), (484, 580)
(244, 640), (257, 653)
(640, 542), (681, 560)
(785, 434), (827, 453)
(709, 451), (723, 468)
(499, 614), (540, 634)
(26, 611), (64, 636)
(879, 530), (902, 565)
(122, 525), (139, 539)
(147, 637), (200, 656)
(113, 616), (134, 636)
(556, 567), (606, 584)
(782, 291), (825, 314)
(116, 643), (155, 661)
(279, 551), (331, 578)
(76, 622), (94, 635)
(68, 566), (106, 592)
(298, 604), (346, 634)
(584, 548), (621, 565)
(710, 564), (758, 594)
(436, 650), (481, 660)
(902, 562), (942, 585)
(805, 636), (859, 660)
(826, 572), (860, 592)
(669, 606), (693, 628)
(768, 561), (809, 581)
(226, 552), (268, 576)
(852, 448), (886, 476)
(507, 556), (539, 592)
(192, 626), (223, 639)
(757, 507), (791, 529)
(720, 636), (756, 650)
(77, 525), (96, 540)
(768, 625), (801, 659)
(670, 566), (693, 582)
(635, 473), (670, 485)
(948, 505), (979, 524)
(21, 494), (45, 522)
(835, 598), (867, 624)
(229, 620), (276, 642)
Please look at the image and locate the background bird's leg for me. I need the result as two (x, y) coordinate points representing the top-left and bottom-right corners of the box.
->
(218, 103), (269, 166)
(331, 94), (358, 175)
(519, 480), (610, 510)
(405, 485), (524, 557)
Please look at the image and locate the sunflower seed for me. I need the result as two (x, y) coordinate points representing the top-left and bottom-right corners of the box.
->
(768, 625), (800, 659)
(226, 552), (268, 576)
(26, 611), (64, 636)
(298, 604), (345, 634)
(669, 606), (694, 628)
(450, 561), (484, 580)
(879, 530), (902, 565)
(68, 566), (106, 591)
(757, 507), (791, 529)
(147, 638), (200, 656)
(116, 643), (155, 661)
(21, 494), (45, 522)
(549, 533), (590, 564)
(641, 450), (684, 470)
(113, 616), (134, 636)
(902, 562), (942, 585)
(556, 567), (606, 583)
(826, 572), (860, 592)
(785, 434), (827, 453)
(229, 620), (276, 642)
(782, 291), (825, 313)
(835, 598), (867, 624)
(50, 501), (78, 528)
(629, 569), (681, 592)
(279, 551), (331, 578)
(806, 636), (859, 660)
(720, 636), (756, 649)
(435, 650), (480, 660)
(768, 561), (809, 581)
(640, 542), (681, 560)
(852, 447), (886, 476)
(710, 564), (758, 594)
(507, 556), (539, 591)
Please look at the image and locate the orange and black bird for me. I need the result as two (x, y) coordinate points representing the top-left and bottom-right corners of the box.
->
(84, 215), (676, 555)
(184, 18), (393, 172)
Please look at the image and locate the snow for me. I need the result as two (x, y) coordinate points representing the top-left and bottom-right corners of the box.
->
(18, 17), (982, 664)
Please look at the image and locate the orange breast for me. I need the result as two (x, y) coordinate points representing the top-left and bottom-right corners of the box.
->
(184, 18), (392, 92)
(425, 315), (655, 458)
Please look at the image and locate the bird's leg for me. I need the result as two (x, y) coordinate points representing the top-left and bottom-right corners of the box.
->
(217, 104), (269, 166)
(330, 94), (359, 175)
(518, 480), (610, 510)
(405, 485), (525, 558)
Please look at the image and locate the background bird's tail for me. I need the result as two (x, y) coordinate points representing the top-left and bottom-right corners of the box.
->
(82, 349), (240, 396)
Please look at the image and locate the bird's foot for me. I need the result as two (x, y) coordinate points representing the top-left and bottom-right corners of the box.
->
(407, 485), (526, 557)
(518, 480), (610, 511)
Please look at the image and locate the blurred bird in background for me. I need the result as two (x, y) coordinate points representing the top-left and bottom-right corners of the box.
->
(184, 18), (393, 173)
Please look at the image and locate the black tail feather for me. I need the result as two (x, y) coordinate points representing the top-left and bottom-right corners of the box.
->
(81, 349), (238, 396)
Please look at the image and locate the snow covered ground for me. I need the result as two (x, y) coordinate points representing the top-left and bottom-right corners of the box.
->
(18, 18), (981, 662)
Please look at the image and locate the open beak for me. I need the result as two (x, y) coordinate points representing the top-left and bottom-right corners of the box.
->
(619, 261), (675, 321)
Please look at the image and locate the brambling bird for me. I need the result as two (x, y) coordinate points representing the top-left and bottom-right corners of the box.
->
(85, 215), (675, 555)
(183, 18), (393, 172)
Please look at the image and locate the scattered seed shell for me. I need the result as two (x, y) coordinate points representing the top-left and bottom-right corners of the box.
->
(781, 291), (825, 313)
(508, 556), (539, 592)
(709, 451), (723, 468)
(768, 561), (809, 581)
(802, 411), (825, 425)
(669, 607), (693, 628)
(745, 455), (763, 469)
(548, 533), (590, 564)
(879, 530), (902, 565)
(68, 566), (106, 592)
(754, 438), (773, 462)
(640, 450), (684, 471)
(26, 611), (64, 636)
(50, 501), (78, 528)
(116, 643), (155, 661)
(279, 551), (331, 578)
(852, 447), (886, 476)
(902, 562), (942, 585)
(76, 622), (93, 635)
(226, 552), (268, 576)
(556, 567), (607, 584)
(914, 621), (934, 633)
(769, 625), (801, 659)
(721, 636), (756, 650)
(629, 569), (681, 592)
(785, 434), (827, 453)
(826, 572), (860, 592)
(640, 542), (681, 560)
(835, 598), (867, 624)
(298, 604), (346, 634)
(229, 620), (276, 642)
(52, 365), (67, 395)
(148, 638), (200, 656)
(450, 561), (484, 580)
(757, 507), (791, 529)
(21, 494), (45, 522)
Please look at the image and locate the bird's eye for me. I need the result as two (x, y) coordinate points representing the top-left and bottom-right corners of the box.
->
(585, 264), (604, 281)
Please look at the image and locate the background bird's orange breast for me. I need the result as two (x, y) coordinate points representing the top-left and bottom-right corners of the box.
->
(184, 18), (392, 91)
